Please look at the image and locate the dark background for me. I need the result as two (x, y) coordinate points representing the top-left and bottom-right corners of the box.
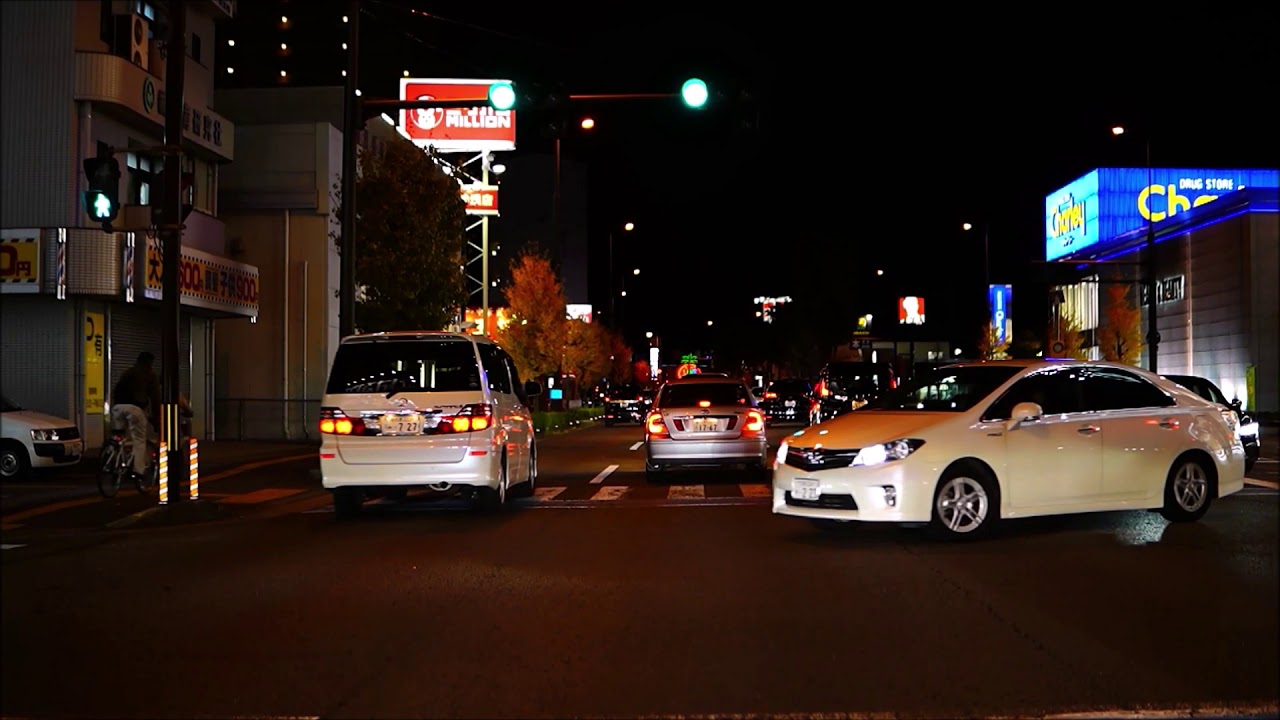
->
(220, 2), (1280, 366)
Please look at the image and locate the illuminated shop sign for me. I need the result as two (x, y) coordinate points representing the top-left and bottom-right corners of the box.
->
(1044, 167), (1280, 261)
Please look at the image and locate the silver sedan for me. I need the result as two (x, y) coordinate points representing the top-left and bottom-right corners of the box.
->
(644, 376), (770, 480)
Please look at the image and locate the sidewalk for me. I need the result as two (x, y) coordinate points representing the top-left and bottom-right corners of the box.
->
(0, 440), (318, 520)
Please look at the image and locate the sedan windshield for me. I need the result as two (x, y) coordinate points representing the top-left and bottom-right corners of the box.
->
(1, 394), (21, 412)
(861, 365), (1021, 412)
(659, 382), (750, 408)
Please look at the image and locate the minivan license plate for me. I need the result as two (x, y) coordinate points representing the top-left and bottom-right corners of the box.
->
(380, 414), (422, 436)
(792, 479), (820, 501)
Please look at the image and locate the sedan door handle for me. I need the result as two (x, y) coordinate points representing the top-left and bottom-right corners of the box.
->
(1158, 418), (1180, 429)
(1077, 425), (1101, 435)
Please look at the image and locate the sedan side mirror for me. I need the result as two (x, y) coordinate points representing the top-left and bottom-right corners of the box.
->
(524, 380), (543, 397)
(1007, 401), (1044, 431)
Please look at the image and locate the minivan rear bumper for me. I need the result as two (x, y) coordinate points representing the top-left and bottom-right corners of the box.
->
(319, 444), (501, 490)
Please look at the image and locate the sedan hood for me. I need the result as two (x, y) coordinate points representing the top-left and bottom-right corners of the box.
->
(788, 411), (951, 449)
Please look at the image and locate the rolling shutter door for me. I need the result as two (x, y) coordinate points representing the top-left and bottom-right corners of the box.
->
(108, 305), (191, 400)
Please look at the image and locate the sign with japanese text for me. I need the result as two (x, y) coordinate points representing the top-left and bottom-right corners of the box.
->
(0, 230), (41, 293)
(83, 311), (105, 414)
(144, 234), (259, 317)
(399, 78), (516, 152)
(461, 184), (499, 215)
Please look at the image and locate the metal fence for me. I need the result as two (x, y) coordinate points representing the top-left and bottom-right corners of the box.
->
(214, 398), (322, 440)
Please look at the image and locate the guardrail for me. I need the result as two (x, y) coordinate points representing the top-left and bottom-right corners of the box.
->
(214, 398), (321, 440)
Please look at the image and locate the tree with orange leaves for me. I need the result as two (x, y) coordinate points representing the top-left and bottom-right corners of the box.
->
(497, 252), (568, 381)
(1098, 283), (1144, 366)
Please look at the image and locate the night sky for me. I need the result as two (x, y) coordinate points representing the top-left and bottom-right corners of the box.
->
(221, 2), (1279, 360)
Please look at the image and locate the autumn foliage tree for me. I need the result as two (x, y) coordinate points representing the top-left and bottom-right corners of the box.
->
(1098, 284), (1144, 365)
(976, 319), (1011, 360)
(608, 330), (634, 384)
(1047, 315), (1090, 360)
(563, 318), (612, 389)
(497, 252), (569, 381)
(332, 136), (466, 332)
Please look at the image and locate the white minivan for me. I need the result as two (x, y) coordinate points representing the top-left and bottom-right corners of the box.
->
(319, 332), (541, 518)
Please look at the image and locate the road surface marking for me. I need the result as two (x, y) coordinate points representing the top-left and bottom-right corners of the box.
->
(667, 484), (705, 500)
(1245, 477), (1279, 489)
(1254, 458), (1277, 463)
(2, 544), (27, 550)
(220, 488), (307, 504)
(629, 441), (644, 451)
(1, 496), (101, 525)
(534, 486), (566, 501)
(591, 485), (628, 501)
(1044, 704), (1280, 719)
(739, 484), (772, 498)
(200, 453), (316, 483)
(589, 464), (620, 484)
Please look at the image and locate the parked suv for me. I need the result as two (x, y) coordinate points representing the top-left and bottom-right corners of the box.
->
(319, 332), (542, 518)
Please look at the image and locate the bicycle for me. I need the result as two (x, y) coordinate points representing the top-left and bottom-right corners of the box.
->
(98, 432), (159, 498)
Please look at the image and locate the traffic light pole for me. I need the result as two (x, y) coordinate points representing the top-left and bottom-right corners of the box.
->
(339, 0), (360, 338)
(159, 0), (188, 501)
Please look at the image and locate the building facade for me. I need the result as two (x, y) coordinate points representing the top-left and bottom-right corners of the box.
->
(1045, 167), (1279, 413)
(1, 0), (253, 450)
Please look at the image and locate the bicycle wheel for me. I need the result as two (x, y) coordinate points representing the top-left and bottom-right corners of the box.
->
(134, 449), (158, 495)
(98, 440), (123, 498)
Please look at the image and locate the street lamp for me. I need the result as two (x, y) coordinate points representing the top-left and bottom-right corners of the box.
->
(962, 221), (991, 297)
(608, 221), (636, 329)
(876, 269), (884, 276)
(707, 320), (714, 326)
(580, 117), (595, 130)
(1112, 123), (1159, 371)
(646, 331), (654, 339)
(632, 268), (640, 275)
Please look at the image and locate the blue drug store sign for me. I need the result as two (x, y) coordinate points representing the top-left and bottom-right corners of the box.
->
(988, 284), (1012, 345)
(1045, 167), (1280, 261)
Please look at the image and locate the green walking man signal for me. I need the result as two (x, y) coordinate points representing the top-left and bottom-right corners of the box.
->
(82, 151), (121, 232)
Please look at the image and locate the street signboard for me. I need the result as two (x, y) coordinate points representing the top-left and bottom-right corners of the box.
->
(460, 184), (499, 215)
(399, 78), (516, 152)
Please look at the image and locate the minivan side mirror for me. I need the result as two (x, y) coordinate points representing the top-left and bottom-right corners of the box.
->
(1006, 401), (1044, 431)
(524, 380), (542, 397)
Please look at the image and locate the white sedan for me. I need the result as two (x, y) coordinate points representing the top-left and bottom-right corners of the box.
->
(772, 359), (1246, 539)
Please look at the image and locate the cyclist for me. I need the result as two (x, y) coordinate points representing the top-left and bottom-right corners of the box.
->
(109, 351), (161, 480)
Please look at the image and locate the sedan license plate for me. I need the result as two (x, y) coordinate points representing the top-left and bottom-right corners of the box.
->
(784, 400), (796, 408)
(792, 479), (820, 501)
(692, 418), (719, 432)
(380, 413), (422, 436)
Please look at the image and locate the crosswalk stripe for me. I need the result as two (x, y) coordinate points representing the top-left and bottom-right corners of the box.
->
(590, 486), (628, 501)
(1244, 478), (1279, 489)
(629, 441), (644, 451)
(534, 486), (566, 501)
(739, 484), (772, 498)
(589, 464), (620, 484)
(2, 544), (27, 550)
(667, 484), (705, 500)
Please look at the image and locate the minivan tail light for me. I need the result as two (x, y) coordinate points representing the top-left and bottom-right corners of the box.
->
(744, 409), (764, 433)
(320, 407), (355, 435)
(646, 411), (668, 437)
(439, 403), (493, 434)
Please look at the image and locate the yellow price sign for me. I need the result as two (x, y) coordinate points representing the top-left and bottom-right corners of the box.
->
(84, 311), (105, 414)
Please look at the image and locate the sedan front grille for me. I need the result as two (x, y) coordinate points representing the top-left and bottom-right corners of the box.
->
(784, 491), (858, 510)
(785, 446), (859, 472)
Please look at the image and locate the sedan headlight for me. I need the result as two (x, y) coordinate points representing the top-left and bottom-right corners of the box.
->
(31, 429), (53, 441)
(850, 438), (925, 467)
(775, 439), (790, 468)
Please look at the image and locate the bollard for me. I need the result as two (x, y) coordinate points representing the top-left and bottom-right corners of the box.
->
(158, 441), (169, 504)
(188, 437), (199, 500)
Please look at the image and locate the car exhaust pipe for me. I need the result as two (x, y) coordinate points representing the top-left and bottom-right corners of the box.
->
(429, 482), (451, 492)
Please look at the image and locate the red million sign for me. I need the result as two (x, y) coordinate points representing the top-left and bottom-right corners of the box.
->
(144, 234), (259, 317)
(461, 184), (499, 216)
(399, 78), (516, 153)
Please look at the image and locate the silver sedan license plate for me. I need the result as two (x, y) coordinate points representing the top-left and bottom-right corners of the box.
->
(792, 478), (820, 501)
(692, 418), (718, 432)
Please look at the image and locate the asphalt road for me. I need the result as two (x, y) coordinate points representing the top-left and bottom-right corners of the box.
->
(3, 423), (1277, 720)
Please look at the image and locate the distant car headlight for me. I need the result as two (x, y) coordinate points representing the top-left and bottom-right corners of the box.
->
(1239, 421), (1259, 438)
(850, 438), (925, 467)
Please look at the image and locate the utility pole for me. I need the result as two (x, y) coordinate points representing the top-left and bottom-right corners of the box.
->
(607, 230), (615, 328)
(1143, 136), (1160, 372)
(339, 0), (360, 338)
(481, 157), (490, 334)
(553, 136), (561, 268)
(158, 0), (188, 501)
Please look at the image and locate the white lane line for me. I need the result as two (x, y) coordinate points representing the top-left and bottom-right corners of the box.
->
(1245, 477), (1279, 489)
(2, 544), (27, 550)
(739, 484), (772, 498)
(667, 484), (705, 500)
(589, 464), (620, 484)
(534, 486), (566, 500)
(590, 485), (628, 501)
(629, 441), (644, 451)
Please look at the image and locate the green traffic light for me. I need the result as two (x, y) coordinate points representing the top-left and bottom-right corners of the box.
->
(488, 82), (516, 111)
(681, 78), (708, 109)
(91, 192), (113, 219)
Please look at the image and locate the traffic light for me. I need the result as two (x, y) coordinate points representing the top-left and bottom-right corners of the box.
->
(82, 153), (121, 231)
(681, 78), (709, 109)
(488, 82), (516, 111)
(154, 168), (196, 225)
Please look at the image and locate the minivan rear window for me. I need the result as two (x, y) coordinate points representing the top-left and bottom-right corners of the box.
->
(326, 339), (482, 395)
